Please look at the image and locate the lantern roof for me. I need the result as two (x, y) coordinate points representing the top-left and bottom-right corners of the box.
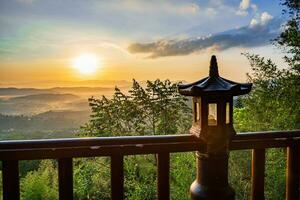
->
(178, 55), (252, 96)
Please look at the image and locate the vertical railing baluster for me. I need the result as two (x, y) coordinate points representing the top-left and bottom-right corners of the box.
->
(251, 149), (265, 200)
(157, 153), (170, 200)
(58, 158), (73, 200)
(286, 146), (300, 200)
(111, 155), (124, 200)
(2, 160), (20, 200)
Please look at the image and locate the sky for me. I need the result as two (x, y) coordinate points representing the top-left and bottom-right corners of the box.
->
(0, 0), (286, 88)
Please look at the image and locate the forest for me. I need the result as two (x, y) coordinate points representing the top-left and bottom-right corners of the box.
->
(0, 0), (299, 199)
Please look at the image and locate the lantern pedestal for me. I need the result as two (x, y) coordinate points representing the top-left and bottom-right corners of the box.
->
(190, 152), (235, 200)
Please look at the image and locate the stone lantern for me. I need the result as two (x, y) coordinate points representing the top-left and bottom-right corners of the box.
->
(178, 55), (252, 200)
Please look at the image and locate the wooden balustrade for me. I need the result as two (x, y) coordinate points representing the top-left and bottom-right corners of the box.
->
(0, 130), (300, 200)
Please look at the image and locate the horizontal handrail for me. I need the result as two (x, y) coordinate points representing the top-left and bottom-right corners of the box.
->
(0, 130), (299, 160)
(231, 130), (300, 150)
(1, 130), (300, 200)
(233, 130), (300, 140)
(0, 134), (197, 149)
(0, 142), (203, 160)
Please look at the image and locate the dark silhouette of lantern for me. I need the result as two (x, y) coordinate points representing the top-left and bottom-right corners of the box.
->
(178, 55), (252, 199)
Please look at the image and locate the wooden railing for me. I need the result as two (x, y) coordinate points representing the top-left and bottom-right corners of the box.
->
(0, 130), (299, 200)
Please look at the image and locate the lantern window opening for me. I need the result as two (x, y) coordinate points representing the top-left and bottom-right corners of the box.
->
(226, 102), (230, 124)
(196, 98), (201, 122)
(193, 98), (201, 123)
(208, 103), (217, 126)
(197, 102), (201, 121)
(193, 102), (197, 122)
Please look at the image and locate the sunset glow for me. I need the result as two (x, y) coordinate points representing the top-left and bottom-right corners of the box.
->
(0, 1), (284, 87)
(72, 54), (101, 75)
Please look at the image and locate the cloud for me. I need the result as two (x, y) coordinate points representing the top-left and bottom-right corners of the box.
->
(250, 12), (273, 28)
(239, 0), (250, 10)
(236, 0), (250, 16)
(128, 16), (281, 58)
(236, 0), (258, 16)
(260, 12), (273, 25)
(250, 19), (259, 27)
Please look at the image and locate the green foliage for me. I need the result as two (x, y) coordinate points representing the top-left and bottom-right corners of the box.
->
(20, 160), (58, 200)
(235, 0), (299, 131)
(73, 158), (111, 200)
(231, 51), (298, 198)
(19, 160), (41, 178)
(277, 0), (300, 72)
(81, 79), (192, 136)
(232, 2), (299, 199)
(170, 153), (195, 200)
(123, 153), (195, 200)
(124, 155), (156, 199)
(264, 149), (286, 200)
(236, 52), (300, 131)
(78, 80), (193, 199)
(229, 150), (251, 200)
(0, 111), (89, 138)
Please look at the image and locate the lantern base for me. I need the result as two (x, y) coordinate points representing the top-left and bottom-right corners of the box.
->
(190, 180), (235, 200)
(190, 152), (235, 200)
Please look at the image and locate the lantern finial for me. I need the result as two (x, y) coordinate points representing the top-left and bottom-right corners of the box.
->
(209, 55), (219, 77)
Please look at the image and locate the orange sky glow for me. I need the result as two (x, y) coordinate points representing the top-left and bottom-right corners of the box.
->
(0, 0), (285, 88)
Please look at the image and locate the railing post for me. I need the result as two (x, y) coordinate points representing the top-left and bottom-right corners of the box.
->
(111, 155), (124, 200)
(286, 145), (300, 200)
(157, 153), (170, 200)
(2, 160), (20, 200)
(58, 158), (73, 200)
(251, 149), (265, 200)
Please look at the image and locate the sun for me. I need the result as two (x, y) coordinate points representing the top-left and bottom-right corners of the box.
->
(72, 53), (101, 75)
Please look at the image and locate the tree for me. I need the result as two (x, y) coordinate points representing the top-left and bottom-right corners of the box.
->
(235, 0), (300, 131)
(277, 0), (300, 73)
(80, 79), (191, 137)
(73, 158), (111, 200)
(20, 160), (58, 200)
(78, 79), (192, 199)
(232, 1), (299, 199)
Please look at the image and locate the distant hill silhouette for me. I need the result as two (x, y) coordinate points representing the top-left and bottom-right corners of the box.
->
(9, 93), (80, 103)
(0, 86), (128, 115)
(0, 93), (88, 115)
(0, 87), (114, 96)
(0, 110), (90, 139)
